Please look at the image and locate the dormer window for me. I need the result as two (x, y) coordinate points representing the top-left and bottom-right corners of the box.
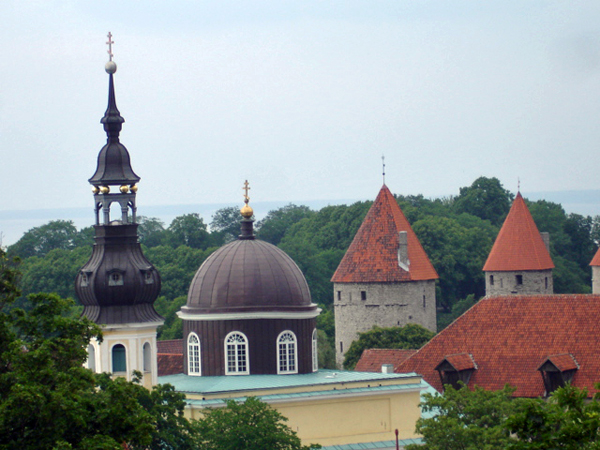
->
(141, 269), (154, 285)
(80, 271), (92, 287)
(538, 354), (578, 396)
(435, 353), (477, 391)
(108, 270), (125, 286)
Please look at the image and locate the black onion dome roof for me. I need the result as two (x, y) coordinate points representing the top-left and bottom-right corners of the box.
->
(183, 239), (315, 315)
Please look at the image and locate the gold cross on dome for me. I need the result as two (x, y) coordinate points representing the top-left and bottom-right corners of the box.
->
(242, 180), (251, 203)
(106, 32), (114, 61)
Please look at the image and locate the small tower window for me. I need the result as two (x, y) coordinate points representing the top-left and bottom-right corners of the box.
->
(80, 272), (89, 287)
(516, 275), (523, 285)
(312, 329), (318, 372)
(545, 277), (548, 289)
(337, 291), (341, 301)
(361, 291), (367, 301)
(423, 295), (426, 308)
(489, 275), (494, 286)
(225, 332), (249, 375)
(340, 341), (343, 353)
(188, 333), (201, 376)
(143, 270), (154, 285)
(108, 271), (124, 286)
(112, 344), (126, 373)
(277, 331), (298, 374)
(143, 342), (152, 373)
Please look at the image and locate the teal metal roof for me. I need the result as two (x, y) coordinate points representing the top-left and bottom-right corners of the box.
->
(158, 369), (421, 396)
(321, 437), (423, 449)
(185, 381), (425, 407)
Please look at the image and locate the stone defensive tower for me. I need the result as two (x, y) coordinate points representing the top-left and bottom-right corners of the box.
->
(483, 192), (554, 296)
(590, 248), (600, 294)
(75, 36), (163, 388)
(331, 185), (438, 368)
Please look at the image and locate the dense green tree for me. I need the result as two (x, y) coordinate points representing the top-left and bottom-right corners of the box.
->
(506, 384), (600, 450)
(18, 246), (91, 301)
(193, 397), (320, 450)
(406, 384), (518, 450)
(257, 204), (315, 246)
(0, 249), (197, 450)
(8, 220), (80, 258)
(155, 295), (186, 340)
(210, 206), (242, 243)
(454, 176), (513, 226)
(137, 216), (167, 248)
(166, 213), (211, 249)
(343, 324), (434, 370)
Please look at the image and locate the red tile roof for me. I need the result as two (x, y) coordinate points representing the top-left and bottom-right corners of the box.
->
(157, 339), (183, 355)
(483, 193), (554, 271)
(539, 354), (578, 372)
(396, 295), (600, 397)
(436, 353), (476, 372)
(331, 185), (438, 283)
(354, 349), (417, 372)
(590, 247), (600, 266)
(157, 353), (184, 376)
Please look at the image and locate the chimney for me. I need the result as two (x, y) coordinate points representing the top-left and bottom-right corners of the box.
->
(398, 231), (409, 271)
(540, 232), (550, 253)
(381, 364), (394, 374)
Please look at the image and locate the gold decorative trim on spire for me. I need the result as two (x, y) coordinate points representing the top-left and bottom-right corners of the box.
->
(241, 180), (254, 218)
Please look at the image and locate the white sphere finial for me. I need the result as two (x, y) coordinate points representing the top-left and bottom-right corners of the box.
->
(105, 60), (117, 74)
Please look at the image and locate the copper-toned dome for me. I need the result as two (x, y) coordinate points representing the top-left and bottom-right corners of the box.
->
(182, 239), (315, 315)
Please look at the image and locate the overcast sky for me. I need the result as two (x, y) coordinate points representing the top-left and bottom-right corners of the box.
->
(2, 1), (600, 215)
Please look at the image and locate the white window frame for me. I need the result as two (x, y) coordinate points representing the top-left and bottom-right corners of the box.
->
(187, 332), (201, 376)
(312, 329), (318, 372)
(225, 331), (249, 375)
(277, 330), (298, 374)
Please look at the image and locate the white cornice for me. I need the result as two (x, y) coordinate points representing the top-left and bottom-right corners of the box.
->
(177, 309), (321, 321)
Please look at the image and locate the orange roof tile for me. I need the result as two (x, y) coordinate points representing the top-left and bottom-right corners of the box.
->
(436, 353), (476, 372)
(396, 295), (600, 397)
(483, 192), (554, 271)
(157, 339), (183, 355)
(354, 349), (417, 372)
(331, 185), (438, 283)
(157, 353), (183, 376)
(539, 354), (578, 372)
(590, 247), (600, 266)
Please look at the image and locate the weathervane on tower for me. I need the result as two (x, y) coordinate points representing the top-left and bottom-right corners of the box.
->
(382, 155), (386, 185)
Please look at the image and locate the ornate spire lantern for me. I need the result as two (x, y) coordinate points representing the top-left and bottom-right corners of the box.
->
(76, 34), (163, 387)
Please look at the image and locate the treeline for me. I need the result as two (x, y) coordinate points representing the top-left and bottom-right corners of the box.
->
(5, 177), (600, 344)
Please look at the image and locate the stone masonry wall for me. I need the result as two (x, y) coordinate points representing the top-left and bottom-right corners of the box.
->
(593, 266), (600, 294)
(484, 269), (553, 297)
(333, 280), (436, 368)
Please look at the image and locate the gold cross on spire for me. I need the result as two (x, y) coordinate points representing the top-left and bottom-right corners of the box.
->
(106, 32), (114, 61)
(242, 180), (251, 204)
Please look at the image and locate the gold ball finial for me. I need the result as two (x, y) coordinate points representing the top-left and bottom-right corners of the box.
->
(100, 186), (110, 194)
(92, 186), (99, 194)
(119, 185), (129, 194)
(130, 184), (138, 193)
(241, 180), (253, 218)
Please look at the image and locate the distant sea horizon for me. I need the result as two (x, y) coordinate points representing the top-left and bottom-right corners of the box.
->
(1, 190), (599, 247)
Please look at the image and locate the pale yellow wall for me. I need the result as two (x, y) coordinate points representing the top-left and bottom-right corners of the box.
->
(184, 386), (422, 447)
(88, 324), (161, 388)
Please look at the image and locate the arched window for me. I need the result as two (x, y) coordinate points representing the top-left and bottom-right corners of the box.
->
(277, 331), (298, 374)
(87, 344), (96, 372)
(188, 333), (201, 376)
(143, 342), (152, 373)
(225, 332), (249, 375)
(312, 329), (318, 372)
(112, 344), (126, 373)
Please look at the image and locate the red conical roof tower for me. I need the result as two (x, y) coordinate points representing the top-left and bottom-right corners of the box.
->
(332, 185), (438, 283)
(483, 192), (554, 272)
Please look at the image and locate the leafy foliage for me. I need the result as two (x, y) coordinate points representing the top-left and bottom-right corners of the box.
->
(193, 397), (320, 450)
(343, 324), (434, 370)
(454, 176), (514, 226)
(8, 220), (85, 258)
(0, 249), (197, 450)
